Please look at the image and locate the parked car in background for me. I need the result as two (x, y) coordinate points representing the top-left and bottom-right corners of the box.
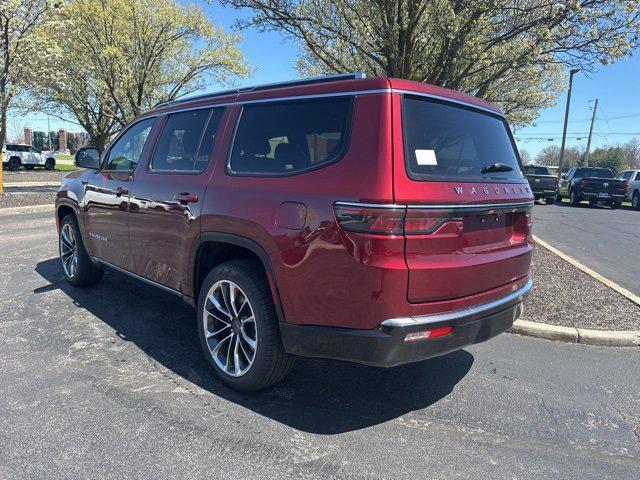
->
(618, 169), (640, 210)
(523, 165), (557, 204)
(56, 73), (533, 392)
(557, 166), (627, 208)
(2, 144), (56, 171)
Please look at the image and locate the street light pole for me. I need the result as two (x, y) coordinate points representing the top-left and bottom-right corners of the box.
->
(584, 98), (598, 167)
(557, 68), (579, 179)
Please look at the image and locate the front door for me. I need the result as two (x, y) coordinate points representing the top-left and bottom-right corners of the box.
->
(128, 108), (227, 292)
(83, 118), (156, 270)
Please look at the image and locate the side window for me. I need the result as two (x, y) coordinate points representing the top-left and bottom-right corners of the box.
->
(228, 97), (353, 176)
(29, 147), (39, 153)
(104, 118), (155, 172)
(621, 171), (632, 180)
(18, 145), (29, 153)
(150, 108), (223, 173)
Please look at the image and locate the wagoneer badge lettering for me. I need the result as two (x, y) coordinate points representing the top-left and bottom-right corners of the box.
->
(454, 185), (531, 195)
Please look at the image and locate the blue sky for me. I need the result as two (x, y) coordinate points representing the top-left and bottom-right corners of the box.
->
(20, 1), (640, 160)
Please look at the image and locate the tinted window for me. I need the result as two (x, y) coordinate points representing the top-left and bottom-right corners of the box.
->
(589, 168), (614, 178)
(403, 97), (523, 182)
(151, 109), (223, 173)
(104, 119), (155, 171)
(524, 166), (550, 175)
(620, 171), (632, 180)
(229, 97), (352, 176)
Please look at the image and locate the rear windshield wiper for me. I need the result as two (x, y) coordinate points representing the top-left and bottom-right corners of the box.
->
(480, 162), (514, 174)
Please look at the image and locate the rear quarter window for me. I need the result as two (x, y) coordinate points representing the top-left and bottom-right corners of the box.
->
(402, 96), (524, 182)
(228, 97), (353, 176)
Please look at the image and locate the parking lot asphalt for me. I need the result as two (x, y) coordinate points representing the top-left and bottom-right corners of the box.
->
(1, 211), (639, 479)
(532, 202), (640, 296)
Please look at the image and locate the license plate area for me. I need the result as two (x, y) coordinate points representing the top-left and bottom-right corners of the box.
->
(598, 192), (609, 198)
(462, 213), (512, 248)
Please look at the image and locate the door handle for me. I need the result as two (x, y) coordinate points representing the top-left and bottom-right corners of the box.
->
(174, 192), (199, 204)
(115, 187), (129, 197)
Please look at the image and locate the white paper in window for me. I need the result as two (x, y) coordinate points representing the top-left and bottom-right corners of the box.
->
(415, 149), (437, 165)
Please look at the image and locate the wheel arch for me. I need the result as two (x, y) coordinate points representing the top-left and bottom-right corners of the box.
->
(56, 202), (77, 231)
(190, 232), (288, 324)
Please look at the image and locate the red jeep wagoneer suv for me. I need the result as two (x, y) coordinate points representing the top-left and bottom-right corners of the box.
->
(56, 73), (533, 391)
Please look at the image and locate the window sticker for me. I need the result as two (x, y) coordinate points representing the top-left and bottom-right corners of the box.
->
(415, 149), (437, 166)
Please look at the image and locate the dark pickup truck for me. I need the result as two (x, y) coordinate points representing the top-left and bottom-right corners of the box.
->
(524, 165), (557, 204)
(557, 166), (627, 208)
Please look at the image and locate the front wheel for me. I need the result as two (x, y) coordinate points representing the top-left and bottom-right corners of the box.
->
(545, 196), (554, 205)
(44, 158), (55, 170)
(7, 157), (20, 171)
(197, 260), (294, 392)
(59, 215), (104, 286)
(632, 192), (640, 211)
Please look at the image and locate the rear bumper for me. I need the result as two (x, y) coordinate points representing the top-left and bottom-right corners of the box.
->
(532, 188), (556, 197)
(281, 279), (531, 368)
(581, 192), (625, 201)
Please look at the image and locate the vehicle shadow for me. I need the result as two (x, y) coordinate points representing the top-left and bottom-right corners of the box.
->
(35, 257), (473, 435)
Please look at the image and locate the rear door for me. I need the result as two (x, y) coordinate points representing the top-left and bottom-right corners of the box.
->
(393, 94), (533, 303)
(128, 107), (227, 292)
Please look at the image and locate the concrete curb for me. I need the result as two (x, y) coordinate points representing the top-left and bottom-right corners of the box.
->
(509, 319), (640, 347)
(533, 235), (640, 306)
(0, 204), (55, 216)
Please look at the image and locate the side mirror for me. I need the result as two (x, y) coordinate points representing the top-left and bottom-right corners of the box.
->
(75, 147), (101, 170)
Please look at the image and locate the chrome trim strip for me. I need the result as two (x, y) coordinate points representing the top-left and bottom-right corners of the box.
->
(335, 200), (533, 210)
(406, 201), (534, 210)
(392, 89), (504, 117)
(92, 257), (182, 297)
(381, 278), (532, 327)
(334, 201), (405, 209)
(140, 89), (391, 120)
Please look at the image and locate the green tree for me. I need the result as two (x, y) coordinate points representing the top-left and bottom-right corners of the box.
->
(0, 0), (52, 164)
(221, 0), (640, 125)
(590, 147), (625, 174)
(34, 0), (251, 148)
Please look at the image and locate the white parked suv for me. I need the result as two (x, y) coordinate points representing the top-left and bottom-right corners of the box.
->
(2, 144), (56, 171)
(618, 169), (640, 210)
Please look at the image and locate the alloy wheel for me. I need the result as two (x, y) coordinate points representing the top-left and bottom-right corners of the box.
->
(203, 280), (257, 377)
(60, 223), (78, 278)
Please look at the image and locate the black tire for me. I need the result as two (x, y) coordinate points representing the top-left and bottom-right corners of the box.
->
(25, 165), (35, 170)
(556, 193), (563, 202)
(44, 158), (55, 170)
(545, 196), (554, 205)
(611, 201), (620, 210)
(197, 260), (294, 392)
(7, 157), (20, 171)
(632, 192), (640, 211)
(59, 214), (104, 287)
(569, 190), (581, 207)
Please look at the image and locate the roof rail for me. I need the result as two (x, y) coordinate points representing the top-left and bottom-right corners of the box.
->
(154, 72), (366, 109)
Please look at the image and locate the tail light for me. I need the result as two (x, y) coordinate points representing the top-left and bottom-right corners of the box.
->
(554, 177), (559, 188)
(624, 180), (630, 192)
(333, 204), (404, 235)
(334, 203), (532, 238)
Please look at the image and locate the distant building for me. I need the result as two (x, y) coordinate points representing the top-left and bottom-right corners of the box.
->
(24, 128), (33, 146)
(58, 129), (68, 151)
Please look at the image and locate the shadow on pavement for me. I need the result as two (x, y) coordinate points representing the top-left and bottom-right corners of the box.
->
(36, 257), (473, 435)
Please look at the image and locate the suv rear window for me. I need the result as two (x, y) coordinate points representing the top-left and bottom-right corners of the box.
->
(228, 97), (353, 176)
(402, 97), (523, 182)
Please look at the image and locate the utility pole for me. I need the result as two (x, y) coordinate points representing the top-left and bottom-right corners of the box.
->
(557, 68), (580, 179)
(584, 98), (598, 166)
(47, 113), (51, 151)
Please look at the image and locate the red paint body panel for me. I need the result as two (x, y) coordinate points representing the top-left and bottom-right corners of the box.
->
(57, 76), (532, 333)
